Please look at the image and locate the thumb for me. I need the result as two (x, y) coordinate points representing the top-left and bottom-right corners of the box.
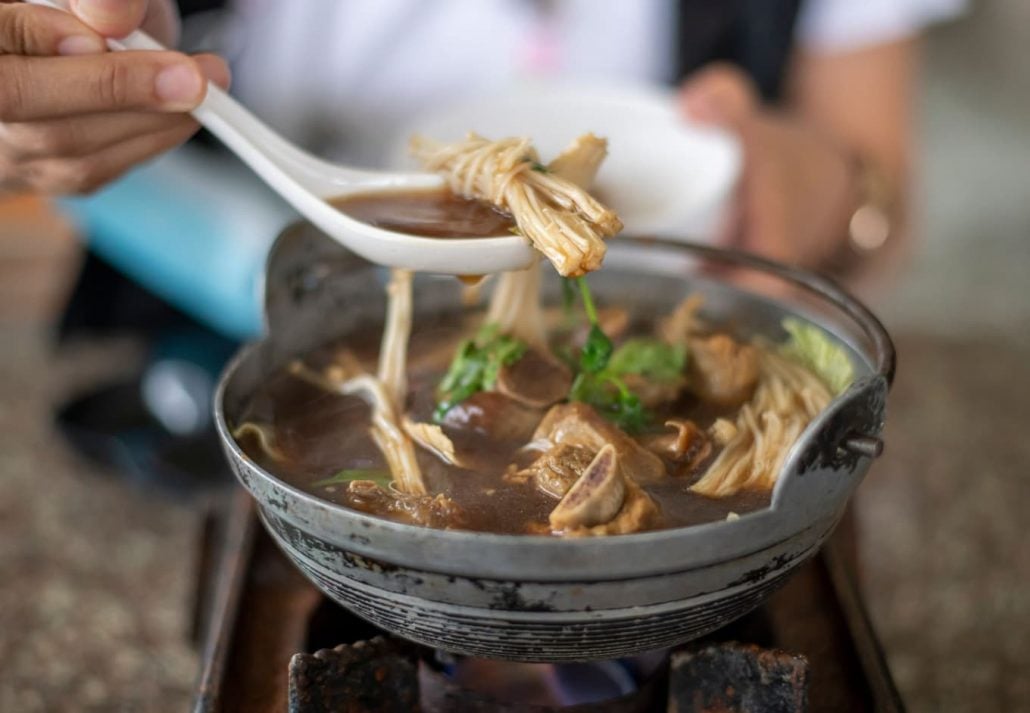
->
(678, 62), (760, 128)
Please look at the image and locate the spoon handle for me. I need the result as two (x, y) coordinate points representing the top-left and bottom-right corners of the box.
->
(25, 0), (343, 191)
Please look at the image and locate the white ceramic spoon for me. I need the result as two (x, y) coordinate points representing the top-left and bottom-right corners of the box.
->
(27, 0), (534, 274)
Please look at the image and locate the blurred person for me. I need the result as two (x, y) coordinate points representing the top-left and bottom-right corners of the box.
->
(0, 0), (962, 280)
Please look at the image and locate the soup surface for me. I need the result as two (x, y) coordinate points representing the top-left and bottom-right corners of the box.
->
(236, 316), (772, 535)
(332, 190), (515, 239)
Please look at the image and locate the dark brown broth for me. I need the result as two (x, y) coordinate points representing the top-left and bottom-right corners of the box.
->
(236, 320), (771, 535)
(331, 189), (515, 239)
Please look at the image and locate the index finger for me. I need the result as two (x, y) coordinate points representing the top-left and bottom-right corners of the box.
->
(0, 50), (206, 120)
(0, 3), (106, 56)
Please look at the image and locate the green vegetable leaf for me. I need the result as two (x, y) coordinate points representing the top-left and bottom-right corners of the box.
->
(530, 161), (550, 173)
(312, 468), (392, 489)
(434, 323), (528, 421)
(608, 338), (687, 382)
(781, 318), (855, 395)
(576, 276), (600, 324)
(580, 324), (613, 374)
(561, 277), (576, 315)
(569, 372), (649, 433)
(563, 276), (655, 433)
(605, 376), (648, 432)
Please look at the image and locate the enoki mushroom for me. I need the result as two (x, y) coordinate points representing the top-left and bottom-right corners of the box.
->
(690, 350), (833, 497)
(410, 132), (621, 277)
(289, 269), (426, 496)
(482, 133), (613, 349)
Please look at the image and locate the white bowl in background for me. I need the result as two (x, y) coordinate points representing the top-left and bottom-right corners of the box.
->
(388, 81), (741, 241)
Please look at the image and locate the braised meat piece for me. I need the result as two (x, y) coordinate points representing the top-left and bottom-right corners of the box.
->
(548, 445), (625, 530)
(688, 334), (760, 407)
(557, 478), (659, 537)
(440, 391), (543, 447)
(345, 481), (465, 529)
(531, 402), (666, 484)
(621, 372), (687, 409)
(495, 348), (573, 409)
(642, 419), (713, 472)
(507, 442), (596, 499)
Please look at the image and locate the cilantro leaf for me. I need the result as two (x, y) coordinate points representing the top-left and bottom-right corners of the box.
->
(561, 277), (576, 315)
(576, 276), (600, 324)
(580, 324), (614, 374)
(564, 277), (654, 433)
(313, 468), (392, 489)
(434, 323), (528, 421)
(608, 338), (687, 382)
(569, 372), (648, 433)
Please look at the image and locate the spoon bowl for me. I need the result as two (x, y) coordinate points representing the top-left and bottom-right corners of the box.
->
(28, 0), (535, 275)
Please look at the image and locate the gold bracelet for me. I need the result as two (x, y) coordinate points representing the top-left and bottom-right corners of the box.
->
(848, 156), (893, 252)
(823, 156), (895, 276)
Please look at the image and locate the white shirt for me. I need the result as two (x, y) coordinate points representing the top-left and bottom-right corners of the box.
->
(225, 0), (964, 165)
(797, 0), (966, 52)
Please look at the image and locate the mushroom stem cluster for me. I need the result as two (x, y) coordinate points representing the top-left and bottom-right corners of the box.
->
(410, 132), (621, 277)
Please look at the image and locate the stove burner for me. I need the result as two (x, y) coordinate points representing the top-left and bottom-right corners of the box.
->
(545, 659), (649, 704)
(289, 639), (809, 712)
(418, 650), (665, 712)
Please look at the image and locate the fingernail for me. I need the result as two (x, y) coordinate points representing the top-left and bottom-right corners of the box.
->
(154, 63), (204, 109)
(57, 35), (107, 56)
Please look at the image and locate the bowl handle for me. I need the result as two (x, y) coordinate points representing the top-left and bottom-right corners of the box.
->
(771, 374), (889, 514)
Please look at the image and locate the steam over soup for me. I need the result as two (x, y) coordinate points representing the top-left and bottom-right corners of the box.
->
(232, 132), (853, 536)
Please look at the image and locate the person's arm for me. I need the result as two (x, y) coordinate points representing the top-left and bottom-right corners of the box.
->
(680, 39), (918, 280)
(0, 0), (228, 196)
(790, 39), (916, 275)
(789, 39), (915, 203)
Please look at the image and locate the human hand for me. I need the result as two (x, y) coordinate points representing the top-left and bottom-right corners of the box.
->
(680, 64), (858, 269)
(0, 0), (229, 195)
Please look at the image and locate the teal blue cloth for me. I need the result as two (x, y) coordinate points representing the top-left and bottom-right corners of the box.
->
(59, 147), (296, 340)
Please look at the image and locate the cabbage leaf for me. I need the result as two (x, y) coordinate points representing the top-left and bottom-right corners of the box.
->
(781, 318), (854, 395)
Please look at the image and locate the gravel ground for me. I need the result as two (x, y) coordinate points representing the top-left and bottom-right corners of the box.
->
(0, 330), (200, 713)
(855, 332), (1030, 712)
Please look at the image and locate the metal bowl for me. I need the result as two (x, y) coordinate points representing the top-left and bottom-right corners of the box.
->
(215, 222), (894, 662)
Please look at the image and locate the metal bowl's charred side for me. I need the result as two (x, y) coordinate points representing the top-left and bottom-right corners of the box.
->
(215, 224), (893, 662)
(265, 513), (809, 660)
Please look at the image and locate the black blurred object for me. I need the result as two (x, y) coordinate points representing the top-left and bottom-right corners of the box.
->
(55, 251), (213, 342)
(674, 0), (802, 101)
(55, 380), (231, 497)
(54, 252), (237, 498)
(178, 0), (227, 18)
